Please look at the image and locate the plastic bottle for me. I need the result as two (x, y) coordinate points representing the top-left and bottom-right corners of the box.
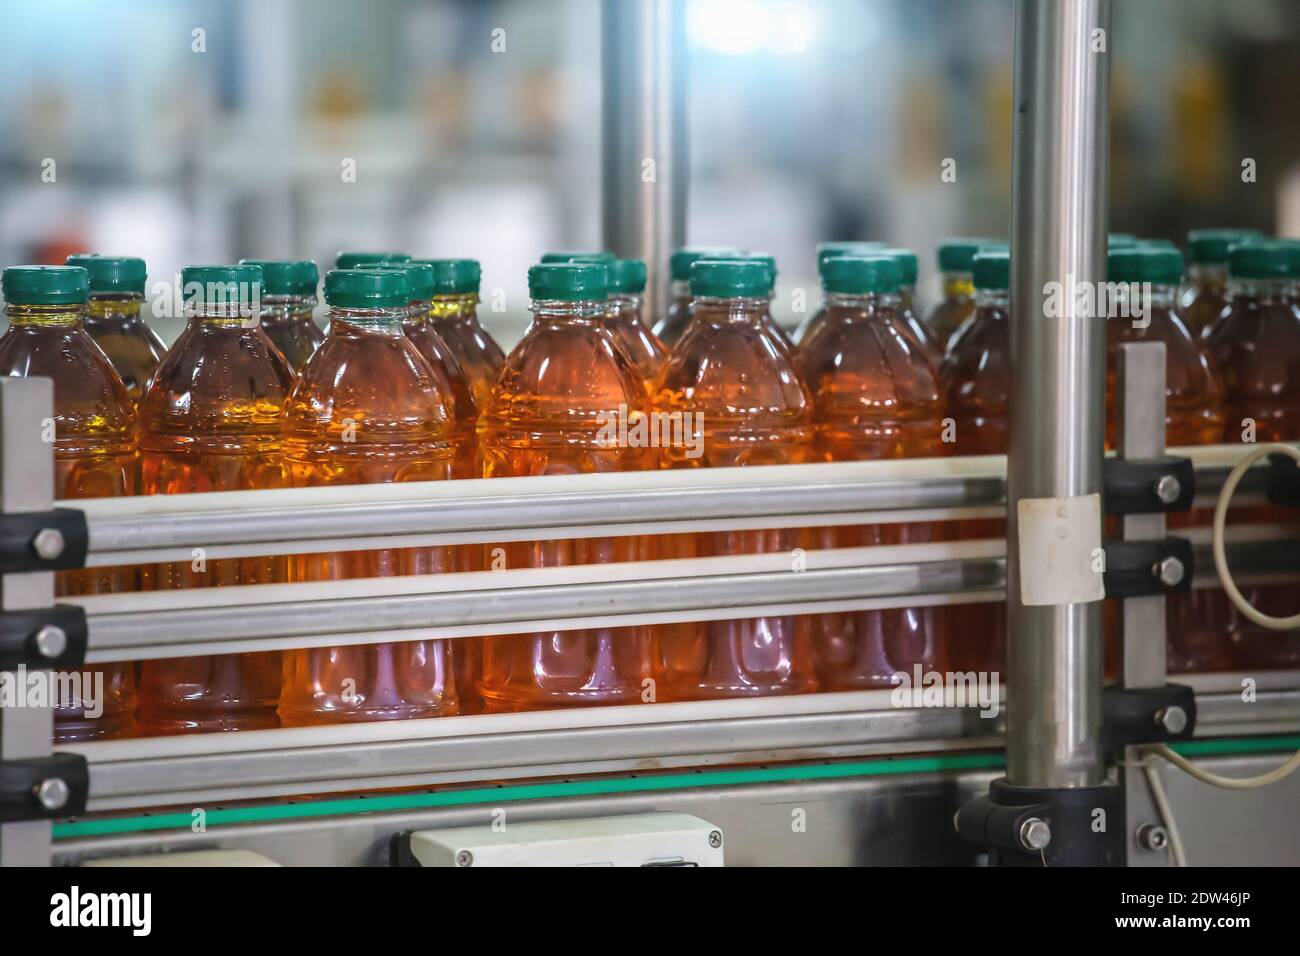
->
(419, 258), (504, 413)
(479, 263), (656, 709)
(653, 246), (743, 347)
(940, 248), (1011, 673)
(1180, 229), (1263, 338)
(798, 255), (946, 687)
(653, 259), (816, 698)
(1205, 241), (1300, 669)
(239, 259), (323, 371)
(279, 269), (460, 724)
(925, 240), (998, 351)
(136, 264), (291, 734)
(0, 265), (138, 742)
(65, 255), (166, 406)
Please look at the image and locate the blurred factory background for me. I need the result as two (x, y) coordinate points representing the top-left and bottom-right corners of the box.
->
(1, 0), (1298, 342)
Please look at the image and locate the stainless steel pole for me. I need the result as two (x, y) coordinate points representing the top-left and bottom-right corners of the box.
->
(1006, 0), (1111, 789)
(600, 0), (687, 325)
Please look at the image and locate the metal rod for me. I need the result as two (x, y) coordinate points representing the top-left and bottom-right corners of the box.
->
(1006, 0), (1112, 789)
(601, 0), (687, 323)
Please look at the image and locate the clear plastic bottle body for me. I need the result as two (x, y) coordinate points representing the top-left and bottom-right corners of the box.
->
(798, 292), (946, 688)
(82, 292), (167, 406)
(279, 305), (459, 724)
(429, 293), (505, 416)
(1205, 278), (1300, 668)
(653, 295), (817, 698)
(925, 272), (977, 352)
(479, 298), (656, 709)
(653, 280), (694, 347)
(939, 288), (1009, 673)
(259, 294), (324, 372)
(1179, 263), (1229, 339)
(136, 298), (293, 734)
(607, 293), (667, 385)
(0, 302), (138, 742)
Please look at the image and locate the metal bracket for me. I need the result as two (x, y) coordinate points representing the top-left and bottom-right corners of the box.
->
(0, 754), (88, 823)
(955, 778), (1125, 866)
(1267, 453), (1300, 509)
(0, 605), (88, 671)
(1102, 684), (1196, 759)
(1103, 456), (1196, 515)
(0, 508), (88, 575)
(1103, 537), (1194, 599)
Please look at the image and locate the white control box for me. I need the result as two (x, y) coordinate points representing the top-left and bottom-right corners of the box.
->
(407, 813), (724, 867)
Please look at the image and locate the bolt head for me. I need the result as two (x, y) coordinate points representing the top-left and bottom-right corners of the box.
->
(32, 528), (65, 561)
(31, 624), (67, 660)
(455, 849), (473, 867)
(1136, 823), (1169, 851)
(1019, 817), (1052, 852)
(1155, 705), (1188, 735)
(1154, 475), (1182, 505)
(33, 777), (70, 811)
(708, 829), (723, 849)
(1154, 556), (1185, 588)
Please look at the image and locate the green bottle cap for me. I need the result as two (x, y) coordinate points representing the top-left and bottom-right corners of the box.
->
(1227, 240), (1299, 281)
(238, 259), (318, 297)
(414, 259), (481, 296)
(937, 239), (1001, 273)
(876, 248), (919, 286)
(1133, 239), (1178, 251)
(816, 241), (884, 269)
(324, 268), (409, 309)
(335, 251), (411, 269)
(540, 251), (615, 265)
(1108, 233), (1138, 248)
(181, 264), (263, 307)
(689, 259), (773, 299)
(359, 261), (434, 301)
(1108, 247), (1185, 285)
(821, 255), (902, 295)
(972, 249), (1011, 291)
(558, 255), (646, 294)
(65, 255), (146, 295)
(670, 247), (742, 281)
(528, 263), (609, 301)
(1188, 229), (1264, 265)
(2, 265), (90, 305)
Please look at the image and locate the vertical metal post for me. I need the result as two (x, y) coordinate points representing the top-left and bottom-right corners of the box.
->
(1006, 0), (1111, 790)
(601, 0), (688, 325)
(0, 378), (56, 866)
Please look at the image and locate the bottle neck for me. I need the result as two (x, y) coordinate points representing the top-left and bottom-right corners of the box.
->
(608, 293), (642, 319)
(405, 300), (431, 327)
(824, 290), (902, 312)
(1228, 277), (1292, 305)
(690, 295), (772, 326)
(530, 298), (608, 323)
(430, 293), (480, 324)
(259, 294), (315, 325)
(670, 279), (691, 302)
(975, 288), (1009, 310)
(1189, 263), (1228, 289)
(327, 305), (408, 334)
(941, 272), (975, 301)
(188, 300), (260, 328)
(86, 293), (145, 324)
(4, 303), (85, 328)
(1111, 281), (1177, 315)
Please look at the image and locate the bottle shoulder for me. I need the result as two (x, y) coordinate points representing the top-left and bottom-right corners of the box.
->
(799, 312), (942, 411)
(0, 325), (135, 435)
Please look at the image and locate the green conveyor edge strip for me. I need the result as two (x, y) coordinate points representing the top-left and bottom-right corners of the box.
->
(52, 735), (1300, 840)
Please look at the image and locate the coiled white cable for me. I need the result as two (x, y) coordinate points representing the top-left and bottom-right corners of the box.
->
(1211, 441), (1300, 630)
